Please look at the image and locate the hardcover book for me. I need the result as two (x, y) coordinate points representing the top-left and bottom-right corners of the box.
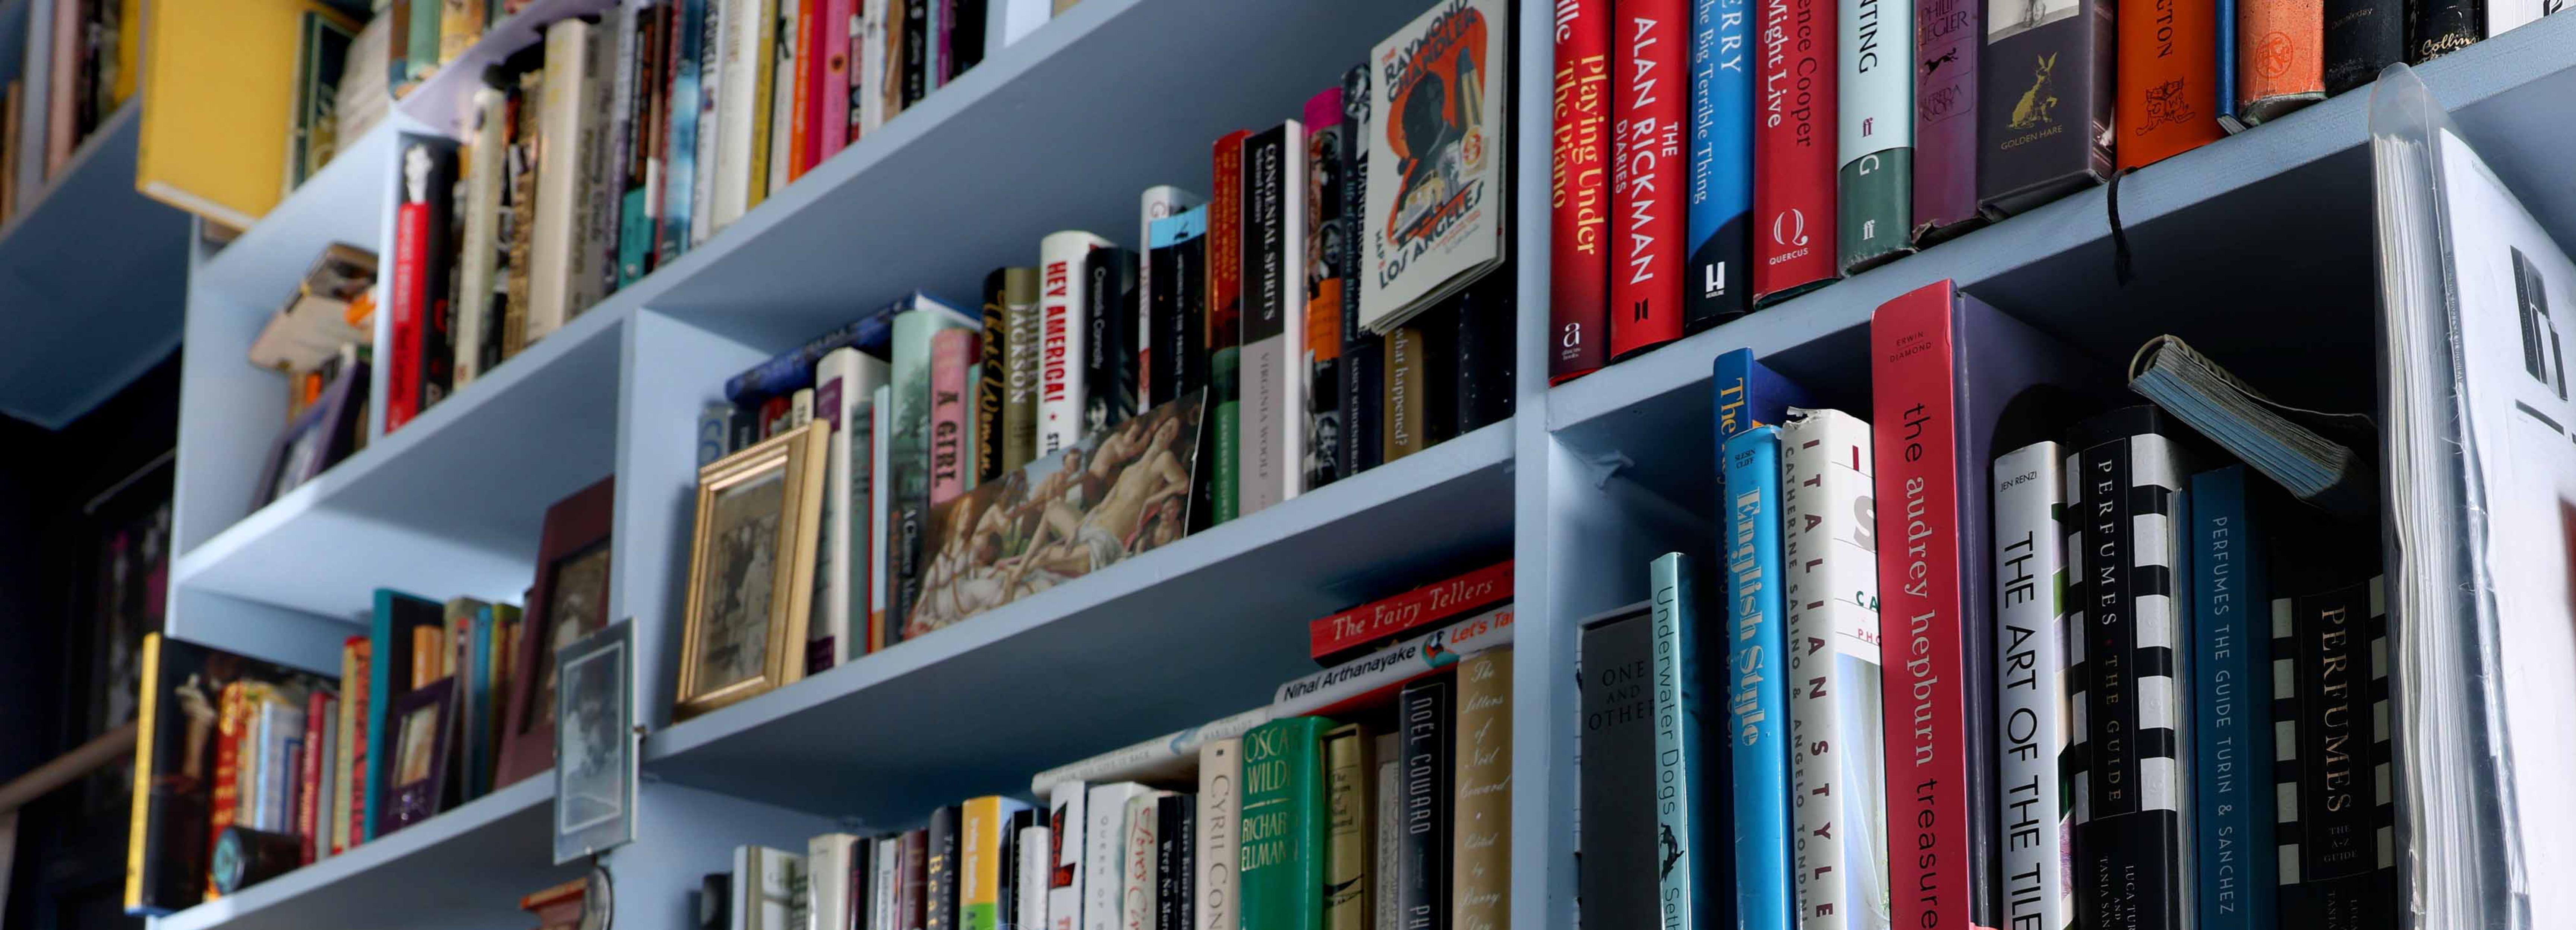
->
(2190, 465), (2275, 930)
(1395, 677), (1450, 930)
(1650, 554), (1725, 930)
(1322, 723), (1372, 930)
(1778, 407), (1887, 930)
(1197, 738), (1240, 930)
(1753, 0), (1840, 304)
(1018, 823), (1051, 930)
(1993, 439), (2072, 930)
(1306, 560), (1513, 664)
(1976, 0), (2113, 215)
(1039, 231), (1112, 456)
(1610, 0), (1686, 358)
(387, 135), (458, 434)
(1550, 0), (1611, 380)
(364, 589), (444, 842)
(1836, 0), (1914, 273)
(1914, 0), (1983, 243)
(928, 805), (961, 930)
(1449, 650), (1510, 930)
(661, 0), (710, 264)
(1574, 604), (1658, 930)
(1121, 792), (1168, 930)
(458, 84), (508, 387)
(123, 635), (329, 916)
(1048, 781), (1087, 930)
(1083, 247), (1144, 439)
(1239, 121), (1309, 517)
(2115, 0), (2222, 169)
(1149, 208), (1210, 410)
(1302, 90), (1347, 491)
(2067, 407), (2196, 930)
(964, 796), (1032, 930)
(1371, 737), (1401, 930)
(1085, 783), (1151, 930)
(818, 347), (890, 668)
(1208, 129), (1250, 527)
(885, 294), (983, 640)
(2412, 0), (2480, 63)
(1711, 348), (1813, 452)
(979, 270), (1013, 483)
(1336, 64), (1383, 477)
(2320, 0), (2401, 94)
(1156, 795), (1194, 930)
(530, 16), (610, 341)
(2270, 575), (2395, 930)
(1240, 715), (1331, 930)
(1139, 185), (1207, 405)
(1690, 0), (1756, 326)
(1000, 266), (1044, 472)
(1359, 0), (1509, 336)
(1721, 428), (1792, 930)
(1869, 280), (2098, 930)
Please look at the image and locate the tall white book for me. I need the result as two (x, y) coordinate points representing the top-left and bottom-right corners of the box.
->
(874, 835), (902, 930)
(692, 0), (726, 247)
(1779, 407), (1890, 930)
(711, 0), (777, 232)
(807, 833), (860, 930)
(1195, 738), (1239, 930)
(858, 0), (893, 135)
(455, 85), (508, 386)
(816, 347), (889, 668)
(528, 16), (612, 346)
(1017, 823), (1052, 930)
(1137, 186), (1205, 402)
(767, 0), (801, 198)
(1236, 121), (1307, 515)
(869, 382), (894, 651)
(1992, 440), (2073, 930)
(1371, 735), (1401, 930)
(1120, 792), (1172, 930)
(1082, 782), (1150, 930)
(599, 3), (642, 296)
(731, 845), (804, 930)
(1037, 231), (1112, 455)
(1047, 780), (1090, 930)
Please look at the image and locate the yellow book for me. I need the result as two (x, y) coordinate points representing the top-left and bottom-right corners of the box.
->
(120, 633), (164, 913)
(135, 0), (357, 227)
(745, 0), (780, 210)
(439, 0), (483, 65)
(960, 795), (1029, 930)
(113, 0), (142, 105)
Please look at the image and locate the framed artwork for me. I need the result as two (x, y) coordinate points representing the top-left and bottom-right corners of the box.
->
(554, 620), (634, 864)
(675, 423), (828, 719)
(496, 476), (617, 789)
(376, 678), (457, 837)
(251, 358), (368, 509)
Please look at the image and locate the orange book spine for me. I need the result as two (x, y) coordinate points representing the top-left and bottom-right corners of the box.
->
(2117, 0), (2225, 168)
(412, 625), (445, 686)
(343, 640), (370, 851)
(2236, 0), (2324, 118)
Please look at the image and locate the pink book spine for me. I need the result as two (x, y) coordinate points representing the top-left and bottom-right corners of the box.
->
(818, 0), (855, 160)
(929, 328), (979, 504)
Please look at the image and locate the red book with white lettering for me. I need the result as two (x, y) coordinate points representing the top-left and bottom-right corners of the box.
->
(1753, 0), (1840, 304)
(1307, 560), (1513, 664)
(1607, 0), (1687, 361)
(1549, 0), (1612, 382)
(1868, 280), (2098, 930)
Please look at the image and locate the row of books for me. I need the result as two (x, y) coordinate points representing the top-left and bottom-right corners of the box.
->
(247, 244), (379, 507)
(1579, 313), (2392, 930)
(732, 649), (1513, 930)
(1543, 0), (2567, 381)
(3, 0), (139, 218)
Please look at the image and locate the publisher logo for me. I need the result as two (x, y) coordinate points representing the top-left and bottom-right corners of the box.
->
(2257, 32), (2295, 79)
(1772, 209), (1810, 247)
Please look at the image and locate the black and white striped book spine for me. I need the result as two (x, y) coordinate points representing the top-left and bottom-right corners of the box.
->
(2272, 576), (2395, 930)
(2067, 408), (2194, 930)
(1993, 440), (2073, 930)
(1779, 407), (1887, 930)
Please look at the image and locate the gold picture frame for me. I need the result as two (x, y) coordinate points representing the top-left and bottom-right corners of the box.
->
(674, 422), (829, 719)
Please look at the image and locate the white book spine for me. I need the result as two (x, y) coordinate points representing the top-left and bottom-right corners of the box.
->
(809, 835), (853, 930)
(858, 0), (890, 133)
(733, 847), (757, 930)
(1083, 783), (1146, 930)
(1121, 794), (1164, 930)
(874, 836), (901, 930)
(528, 18), (600, 345)
(603, 3), (641, 295)
(1993, 440), (2073, 930)
(713, 0), (771, 231)
(1194, 738), (1239, 930)
(1237, 122), (1307, 515)
(575, 11), (622, 313)
(1136, 186), (1205, 402)
(1779, 407), (1888, 930)
(1046, 780), (1089, 930)
(693, 0), (726, 247)
(1032, 706), (1273, 796)
(1370, 741), (1400, 930)
(768, 0), (800, 197)
(869, 382), (893, 640)
(15, 0), (46, 206)
(1037, 231), (1109, 455)
(1017, 825), (1053, 930)
(820, 349), (889, 667)
(455, 86), (509, 387)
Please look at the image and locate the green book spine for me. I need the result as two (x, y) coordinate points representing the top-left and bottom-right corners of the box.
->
(408, 0), (441, 80)
(1212, 346), (1241, 525)
(1240, 716), (1331, 930)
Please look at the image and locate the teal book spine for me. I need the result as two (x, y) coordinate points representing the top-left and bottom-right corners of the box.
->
(2191, 465), (2274, 930)
(1651, 553), (1723, 930)
(466, 605), (495, 799)
(1240, 716), (1331, 930)
(364, 588), (439, 841)
(1721, 427), (1792, 930)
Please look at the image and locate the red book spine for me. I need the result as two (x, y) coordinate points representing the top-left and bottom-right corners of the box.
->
(1308, 560), (1515, 661)
(1208, 131), (1249, 356)
(794, 0), (825, 177)
(1549, 0), (1613, 382)
(1608, 1), (1687, 360)
(387, 203), (430, 433)
(299, 692), (327, 864)
(1868, 281), (1975, 930)
(1754, 0), (1840, 301)
(344, 642), (370, 852)
(207, 683), (244, 897)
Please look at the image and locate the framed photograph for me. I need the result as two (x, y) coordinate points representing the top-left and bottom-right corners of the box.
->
(554, 620), (634, 864)
(675, 422), (829, 719)
(252, 358), (368, 509)
(496, 476), (618, 789)
(376, 678), (456, 837)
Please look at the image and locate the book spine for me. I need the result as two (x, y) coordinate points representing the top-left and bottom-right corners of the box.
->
(2115, 0), (2223, 169)
(1609, 0), (1686, 360)
(1122, 795), (1158, 930)
(929, 328), (976, 505)
(1085, 784), (1143, 930)
(1158, 796), (1193, 930)
(2320, 0), (2401, 93)
(967, 800), (1008, 930)
(927, 807), (960, 930)
(867, 0), (897, 130)
(1752, 0), (1838, 303)
(1082, 247), (1141, 435)
(1551, 0), (1612, 380)
(1688, 0), (1755, 328)
(1650, 554), (1713, 930)
(1240, 718), (1328, 930)
(694, 0), (726, 247)
(662, 0), (708, 264)
(1976, 0), (2114, 215)
(1018, 825), (1051, 930)
(528, 20), (591, 342)
(2070, 423), (2194, 930)
(1780, 408), (1884, 930)
(1149, 210), (1209, 408)
(2411, 0), (2480, 62)
(458, 86), (507, 387)
(1381, 323), (1423, 462)
(582, 14), (624, 307)
(1396, 678), (1450, 930)
(816, 351), (855, 665)
(1047, 782), (1087, 930)
(1196, 737), (1238, 930)
(902, 830), (931, 930)
(766, 0), (800, 195)
(711, 0), (760, 230)
(388, 196), (428, 432)
(343, 639), (369, 850)
(505, 70), (542, 359)
(1450, 651), (1510, 930)
(1835, 0), (1913, 273)
(1867, 288), (1982, 930)
(1913, 0), (1981, 244)
(1371, 744), (1400, 930)
(1721, 429), (1791, 930)
(1322, 725), (1368, 930)
(820, 0), (855, 160)
(978, 271), (1010, 483)
(1272, 607), (1516, 714)
(1336, 64), (1381, 477)
(2190, 466), (2274, 930)
(1308, 561), (1515, 662)
(792, 0), (821, 180)
(1299, 91), (1343, 491)
(869, 383), (893, 651)
(2273, 578), (2395, 930)
(620, 8), (664, 289)
(1001, 267), (1042, 472)
(1574, 609), (1657, 930)
(1238, 123), (1306, 515)
(901, 0), (927, 106)
(1993, 441), (2072, 930)
(1038, 231), (1107, 456)
(747, 0), (782, 206)
(1139, 186), (1205, 405)
(1208, 130), (1250, 525)
(297, 693), (325, 864)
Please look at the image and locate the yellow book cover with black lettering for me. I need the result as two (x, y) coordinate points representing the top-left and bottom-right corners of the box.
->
(135, 0), (357, 228)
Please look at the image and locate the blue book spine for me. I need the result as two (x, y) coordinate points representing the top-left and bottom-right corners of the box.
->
(363, 589), (436, 841)
(1687, 0), (1755, 326)
(466, 606), (496, 799)
(659, 0), (708, 266)
(1651, 553), (1727, 930)
(2217, 0), (2238, 125)
(1721, 427), (1793, 930)
(2191, 465), (2275, 929)
(1711, 348), (1814, 450)
(722, 302), (906, 404)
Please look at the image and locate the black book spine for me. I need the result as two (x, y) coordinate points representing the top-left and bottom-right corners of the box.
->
(1149, 228), (1206, 407)
(900, 829), (928, 930)
(1156, 794), (1193, 930)
(1415, 302), (1461, 449)
(1397, 676), (1452, 930)
(2411, 0), (2481, 63)
(947, 0), (986, 75)
(1083, 247), (1141, 433)
(1575, 608), (1658, 930)
(2274, 579), (2396, 930)
(1976, 0), (2114, 215)
(1337, 63), (1381, 480)
(850, 836), (873, 930)
(925, 807), (960, 930)
(413, 138), (461, 410)
(995, 814), (1020, 930)
(978, 269), (1010, 483)
(902, 0), (930, 106)
(2321, 0), (2405, 94)
(1304, 105), (1347, 493)
(1452, 276), (1515, 434)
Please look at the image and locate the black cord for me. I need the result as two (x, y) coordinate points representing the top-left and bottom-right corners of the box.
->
(2108, 167), (2138, 287)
